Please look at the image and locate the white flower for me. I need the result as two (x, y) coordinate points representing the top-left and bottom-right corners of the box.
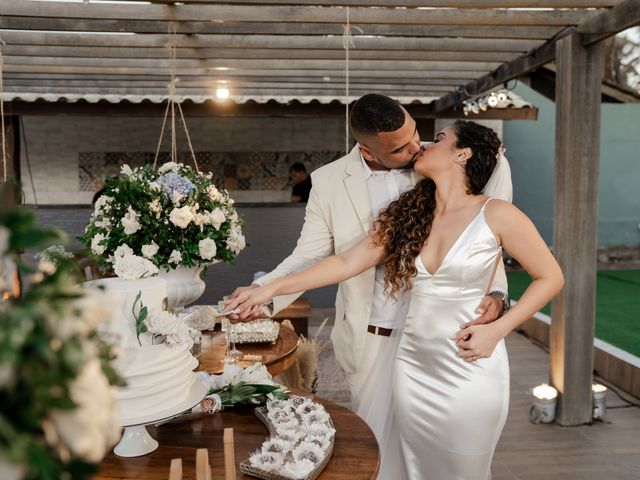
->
(46, 359), (120, 463)
(292, 442), (325, 465)
(0, 226), (9, 256)
(226, 226), (246, 255)
(282, 459), (316, 479)
(121, 206), (142, 235)
(113, 254), (158, 280)
(158, 161), (181, 174)
(148, 181), (162, 192)
(241, 362), (274, 386)
(221, 364), (245, 386)
(203, 208), (226, 230)
(195, 371), (229, 391)
(198, 238), (217, 260)
(93, 195), (113, 216)
(113, 243), (134, 260)
(144, 309), (190, 344)
(120, 164), (133, 176)
(206, 185), (223, 202)
(0, 451), (24, 480)
(141, 241), (159, 259)
(171, 191), (184, 204)
(94, 217), (112, 229)
(38, 260), (57, 276)
(169, 206), (194, 229)
(91, 233), (108, 256)
(168, 249), (182, 265)
(148, 198), (162, 214)
(52, 287), (114, 341)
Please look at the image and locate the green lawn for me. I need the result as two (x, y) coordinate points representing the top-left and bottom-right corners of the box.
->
(507, 270), (640, 357)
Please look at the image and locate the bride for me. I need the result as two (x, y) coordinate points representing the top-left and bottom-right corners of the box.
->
(226, 120), (564, 479)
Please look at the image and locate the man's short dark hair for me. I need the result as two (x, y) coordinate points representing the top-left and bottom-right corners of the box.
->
(349, 94), (405, 138)
(289, 162), (307, 173)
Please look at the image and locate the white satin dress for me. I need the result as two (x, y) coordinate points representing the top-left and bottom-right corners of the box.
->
(394, 200), (510, 480)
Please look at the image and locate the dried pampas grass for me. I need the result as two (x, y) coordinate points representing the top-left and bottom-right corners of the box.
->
(274, 319), (331, 393)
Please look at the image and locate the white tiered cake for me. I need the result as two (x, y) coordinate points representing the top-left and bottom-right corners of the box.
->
(87, 277), (201, 425)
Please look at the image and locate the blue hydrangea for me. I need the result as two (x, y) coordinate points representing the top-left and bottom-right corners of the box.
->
(157, 172), (195, 200)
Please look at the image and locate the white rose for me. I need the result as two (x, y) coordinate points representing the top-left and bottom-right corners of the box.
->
(169, 206), (194, 229)
(204, 208), (226, 230)
(47, 359), (121, 463)
(198, 238), (217, 260)
(221, 364), (244, 386)
(141, 241), (159, 259)
(148, 181), (162, 192)
(114, 254), (159, 280)
(91, 233), (108, 256)
(226, 227), (246, 255)
(94, 217), (112, 229)
(240, 363), (274, 386)
(206, 185), (223, 202)
(113, 243), (134, 260)
(120, 164), (133, 176)
(168, 249), (182, 265)
(93, 195), (113, 216)
(121, 206), (141, 235)
(158, 161), (181, 174)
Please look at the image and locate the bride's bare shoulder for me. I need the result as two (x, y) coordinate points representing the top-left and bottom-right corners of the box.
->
(484, 199), (532, 227)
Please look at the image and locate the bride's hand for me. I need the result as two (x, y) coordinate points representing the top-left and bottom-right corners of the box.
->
(224, 283), (278, 320)
(451, 324), (503, 362)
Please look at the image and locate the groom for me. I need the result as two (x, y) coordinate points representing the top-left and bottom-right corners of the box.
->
(230, 94), (512, 409)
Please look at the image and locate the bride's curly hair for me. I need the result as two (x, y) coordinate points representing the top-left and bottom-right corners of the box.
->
(372, 120), (501, 298)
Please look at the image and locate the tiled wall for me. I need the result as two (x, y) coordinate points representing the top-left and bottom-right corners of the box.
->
(20, 115), (348, 205)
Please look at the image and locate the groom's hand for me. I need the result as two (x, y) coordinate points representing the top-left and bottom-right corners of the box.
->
(458, 295), (504, 334)
(227, 284), (265, 322)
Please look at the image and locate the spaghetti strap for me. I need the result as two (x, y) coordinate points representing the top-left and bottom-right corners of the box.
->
(480, 197), (495, 212)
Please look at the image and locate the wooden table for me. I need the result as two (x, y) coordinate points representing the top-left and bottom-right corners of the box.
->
(197, 327), (300, 377)
(96, 395), (380, 479)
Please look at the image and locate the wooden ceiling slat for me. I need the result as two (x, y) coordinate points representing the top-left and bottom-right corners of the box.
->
(0, 2), (602, 26)
(0, 17), (566, 39)
(0, 31), (542, 52)
(0, 45), (520, 63)
(2, 56), (501, 72)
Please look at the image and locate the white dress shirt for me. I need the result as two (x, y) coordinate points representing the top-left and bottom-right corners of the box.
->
(361, 155), (415, 330)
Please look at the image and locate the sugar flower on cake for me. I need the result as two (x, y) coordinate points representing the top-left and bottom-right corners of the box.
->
(114, 253), (159, 280)
(144, 309), (190, 344)
(80, 161), (245, 271)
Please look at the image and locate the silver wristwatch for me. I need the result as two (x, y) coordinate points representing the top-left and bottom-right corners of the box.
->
(488, 290), (511, 313)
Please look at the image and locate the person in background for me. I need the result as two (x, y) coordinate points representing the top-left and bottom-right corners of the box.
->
(289, 162), (312, 203)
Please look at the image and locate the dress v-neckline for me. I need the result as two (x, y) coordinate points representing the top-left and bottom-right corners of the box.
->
(418, 205), (487, 276)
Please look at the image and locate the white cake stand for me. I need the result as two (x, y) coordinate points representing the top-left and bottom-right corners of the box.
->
(114, 380), (207, 457)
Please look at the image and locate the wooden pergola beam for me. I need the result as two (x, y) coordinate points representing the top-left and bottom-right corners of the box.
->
(0, 45), (521, 63)
(0, 17), (566, 39)
(0, 2), (600, 26)
(2, 99), (536, 120)
(432, 0), (640, 111)
(0, 31), (542, 52)
(145, 1), (617, 6)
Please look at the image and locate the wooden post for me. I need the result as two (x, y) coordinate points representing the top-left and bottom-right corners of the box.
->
(223, 428), (236, 480)
(550, 32), (604, 426)
(168, 458), (182, 480)
(0, 115), (21, 212)
(195, 448), (212, 480)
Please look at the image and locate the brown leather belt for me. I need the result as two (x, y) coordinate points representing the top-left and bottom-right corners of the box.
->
(367, 325), (393, 337)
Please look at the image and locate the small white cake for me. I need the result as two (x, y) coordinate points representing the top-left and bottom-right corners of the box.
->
(86, 277), (199, 424)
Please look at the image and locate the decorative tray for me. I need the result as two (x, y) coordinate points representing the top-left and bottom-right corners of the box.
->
(222, 318), (280, 344)
(239, 397), (335, 480)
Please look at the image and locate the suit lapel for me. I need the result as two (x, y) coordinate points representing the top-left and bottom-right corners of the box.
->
(343, 145), (373, 234)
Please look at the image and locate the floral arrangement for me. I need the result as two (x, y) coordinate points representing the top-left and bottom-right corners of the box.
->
(246, 395), (335, 479)
(80, 161), (246, 277)
(0, 205), (122, 480)
(192, 363), (288, 415)
(132, 291), (191, 346)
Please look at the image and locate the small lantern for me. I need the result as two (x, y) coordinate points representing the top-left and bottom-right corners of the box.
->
(592, 383), (608, 420)
(530, 383), (558, 424)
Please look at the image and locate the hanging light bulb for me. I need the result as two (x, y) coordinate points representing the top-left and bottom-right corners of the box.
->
(497, 91), (508, 103)
(478, 98), (489, 111)
(469, 100), (480, 115)
(216, 86), (230, 100)
(487, 93), (499, 107)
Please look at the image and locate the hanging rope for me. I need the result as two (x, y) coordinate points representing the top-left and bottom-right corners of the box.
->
(152, 25), (200, 173)
(0, 39), (7, 182)
(342, 9), (362, 156)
